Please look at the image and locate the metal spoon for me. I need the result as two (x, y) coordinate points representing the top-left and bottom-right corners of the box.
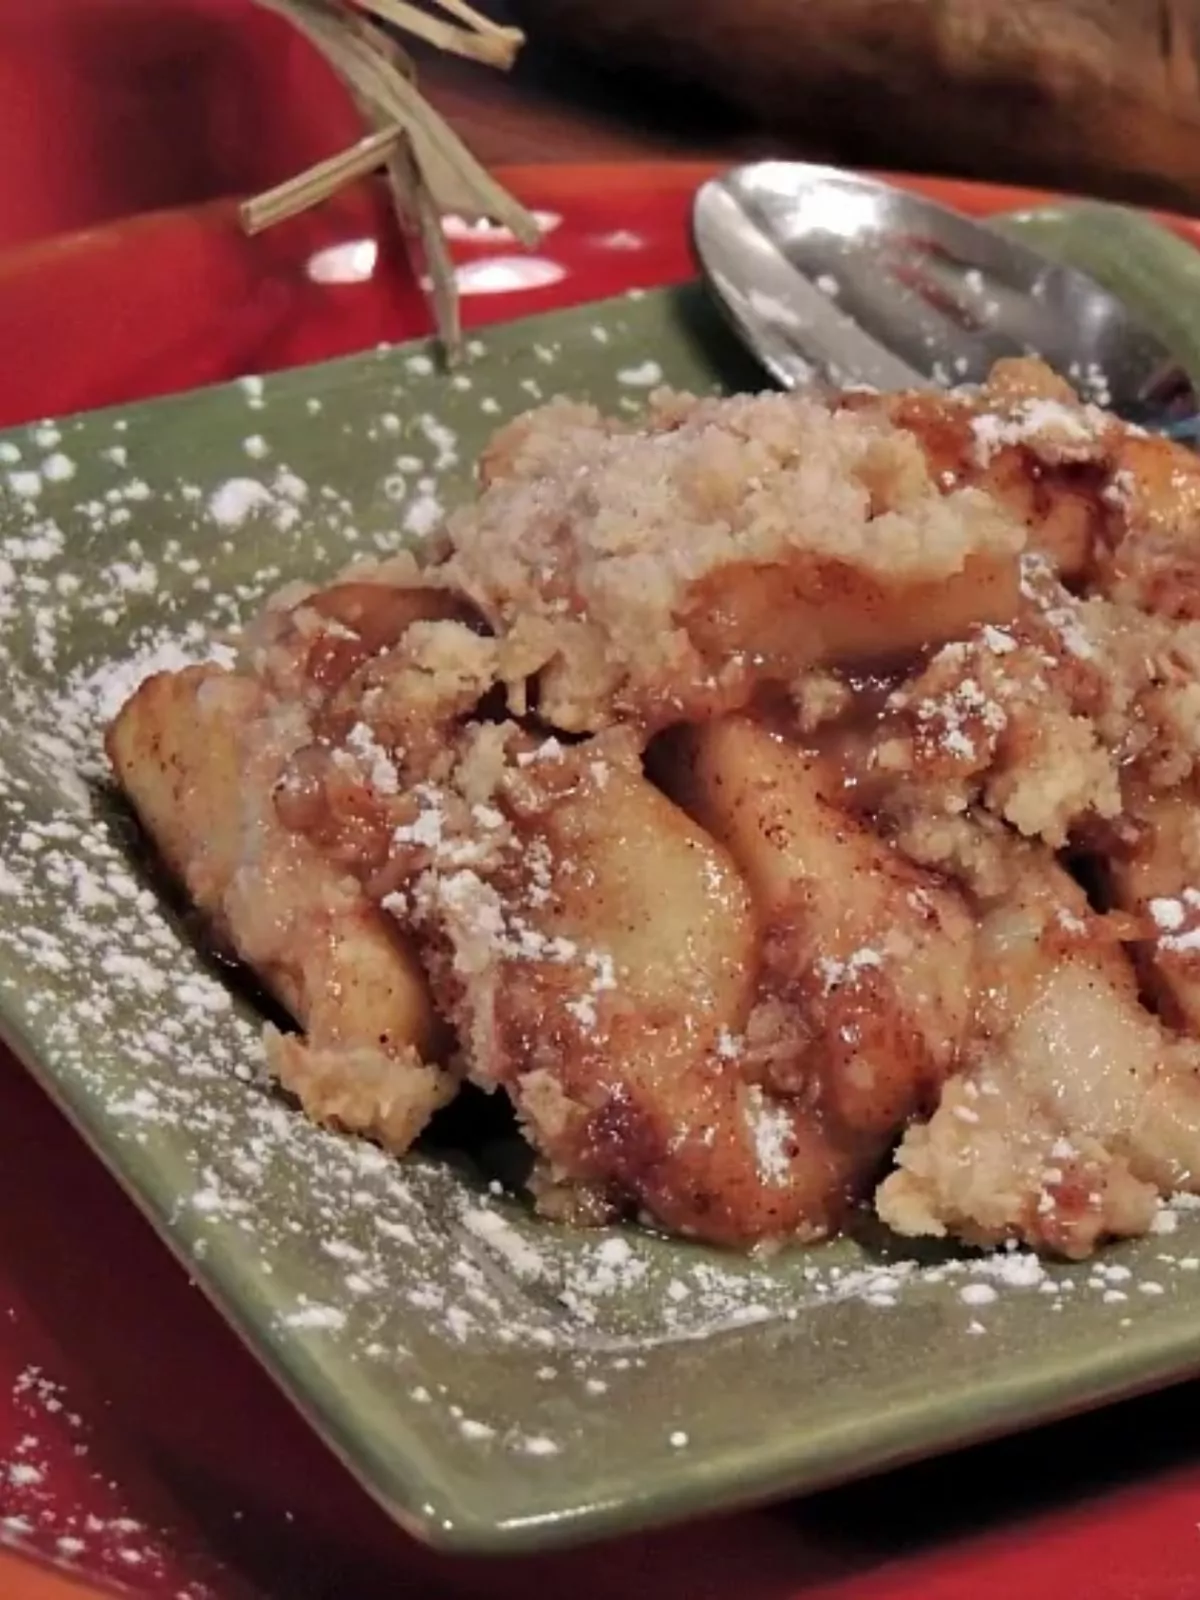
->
(692, 161), (1200, 441)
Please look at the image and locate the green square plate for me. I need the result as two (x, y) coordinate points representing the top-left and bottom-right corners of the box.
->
(5, 212), (1200, 1555)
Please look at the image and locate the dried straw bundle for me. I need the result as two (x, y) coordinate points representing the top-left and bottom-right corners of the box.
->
(243, 0), (539, 359)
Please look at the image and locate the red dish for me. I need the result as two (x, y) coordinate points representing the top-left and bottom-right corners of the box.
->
(0, 0), (362, 253)
(2, 161), (1199, 433)
(7, 157), (1200, 1600)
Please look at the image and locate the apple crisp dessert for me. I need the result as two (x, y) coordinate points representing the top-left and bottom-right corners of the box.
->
(107, 357), (1200, 1259)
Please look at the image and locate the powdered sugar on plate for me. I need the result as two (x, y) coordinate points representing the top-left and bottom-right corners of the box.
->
(0, 318), (1197, 1526)
(0, 1357), (220, 1597)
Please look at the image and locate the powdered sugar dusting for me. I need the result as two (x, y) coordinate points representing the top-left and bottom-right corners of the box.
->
(617, 360), (664, 388)
(971, 398), (1109, 466)
(0, 317), (1197, 1528)
(743, 1086), (793, 1184)
(816, 947), (883, 994)
(1150, 888), (1200, 954)
(282, 1302), (347, 1332)
(209, 477), (274, 527)
(0, 1359), (219, 1595)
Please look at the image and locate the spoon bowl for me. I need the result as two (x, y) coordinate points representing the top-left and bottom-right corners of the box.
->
(692, 161), (1197, 432)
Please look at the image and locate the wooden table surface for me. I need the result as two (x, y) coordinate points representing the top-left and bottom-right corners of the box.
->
(411, 17), (779, 167)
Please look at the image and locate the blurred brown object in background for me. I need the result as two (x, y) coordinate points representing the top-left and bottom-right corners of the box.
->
(508, 0), (1200, 211)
